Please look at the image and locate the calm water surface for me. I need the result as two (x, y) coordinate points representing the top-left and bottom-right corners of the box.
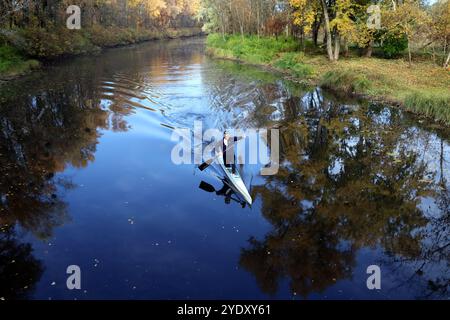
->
(0, 37), (449, 299)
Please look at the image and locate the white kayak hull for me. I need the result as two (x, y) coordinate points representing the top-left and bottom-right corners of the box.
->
(218, 162), (252, 206)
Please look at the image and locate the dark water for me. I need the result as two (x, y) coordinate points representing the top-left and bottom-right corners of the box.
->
(0, 37), (449, 300)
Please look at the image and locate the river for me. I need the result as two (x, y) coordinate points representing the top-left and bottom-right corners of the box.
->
(0, 37), (448, 300)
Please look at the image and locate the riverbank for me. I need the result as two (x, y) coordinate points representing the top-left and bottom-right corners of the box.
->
(207, 34), (450, 124)
(0, 45), (40, 80)
(0, 26), (203, 81)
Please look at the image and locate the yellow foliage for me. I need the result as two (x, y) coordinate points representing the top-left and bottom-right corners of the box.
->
(330, 0), (357, 38)
(289, 0), (319, 33)
(146, 0), (168, 17)
(382, 0), (431, 39)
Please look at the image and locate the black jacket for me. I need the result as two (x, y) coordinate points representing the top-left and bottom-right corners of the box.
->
(222, 136), (239, 167)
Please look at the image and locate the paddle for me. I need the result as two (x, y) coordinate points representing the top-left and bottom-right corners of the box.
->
(198, 143), (230, 171)
(198, 157), (218, 172)
(199, 181), (216, 193)
(198, 136), (243, 172)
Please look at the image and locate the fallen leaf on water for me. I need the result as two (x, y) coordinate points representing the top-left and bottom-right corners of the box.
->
(386, 152), (397, 157)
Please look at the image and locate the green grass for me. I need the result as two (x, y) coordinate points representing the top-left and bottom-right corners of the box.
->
(207, 33), (450, 125)
(207, 34), (300, 64)
(274, 52), (313, 77)
(320, 70), (371, 95)
(0, 45), (40, 78)
(404, 90), (450, 123)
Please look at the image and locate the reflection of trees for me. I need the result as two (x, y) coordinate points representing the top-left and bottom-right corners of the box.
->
(0, 226), (43, 300)
(229, 84), (447, 298)
(0, 76), (107, 299)
(240, 210), (355, 297)
(0, 78), (106, 238)
(200, 62), (443, 297)
(384, 146), (450, 299)
(200, 60), (449, 298)
(0, 38), (208, 299)
(0, 55), (135, 297)
(388, 209), (450, 299)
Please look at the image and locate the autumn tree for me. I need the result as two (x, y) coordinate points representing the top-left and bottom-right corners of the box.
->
(265, 15), (286, 39)
(290, 0), (358, 61)
(0, 0), (200, 30)
(428, 0), (450, 67)
(199, 0), (289, 38)
(382, 0), (431, 66)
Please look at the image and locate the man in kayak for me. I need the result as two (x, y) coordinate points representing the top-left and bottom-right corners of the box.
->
(222, 130), (239, 174)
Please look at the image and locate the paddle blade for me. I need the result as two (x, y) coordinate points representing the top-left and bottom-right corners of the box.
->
(198, 158), (214, 171)
(199, 181), (215, 193)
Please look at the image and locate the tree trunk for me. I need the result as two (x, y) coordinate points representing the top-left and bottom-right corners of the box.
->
(312, 15), (322, 46)
(300, 28), (304, 50)
(313, 27), (319, 46)
(391, 0), (397, 11)
(444, 38), (447, 56)
(221, 21), (225, 40)
(257, 5), (261, 39)
(343, 37), (349, 57)
(365, 40), (373, 57)
(444, 38), (448, 67)
(220, 11), (226, 40)
(432, 45), (436, 63)
(333, 33), (340, 61)
(444, 51), (450, 68)
(320, 0), (334, 61)
(407, 38), (412, 67)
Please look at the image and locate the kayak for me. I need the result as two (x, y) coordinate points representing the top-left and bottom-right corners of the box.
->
(217, 159), (252, 206)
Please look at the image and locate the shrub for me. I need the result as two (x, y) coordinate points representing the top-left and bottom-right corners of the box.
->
(17, 25), (200, 59)
(0, 45), (40, 76)
(0, 45), (22, 72)
(380, 33), (408, 59)
(20, 27), (99, 58)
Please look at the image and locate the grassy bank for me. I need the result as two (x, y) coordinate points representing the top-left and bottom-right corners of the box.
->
(0, 26), (203, 80)
(207, 34), (450, 124)
(0, 45), (40, 79)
